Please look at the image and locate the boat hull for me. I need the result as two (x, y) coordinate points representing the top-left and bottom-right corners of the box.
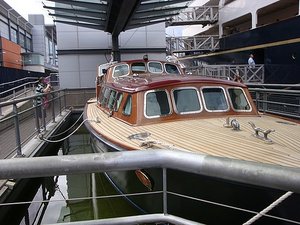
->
(88, 132), (300, 225)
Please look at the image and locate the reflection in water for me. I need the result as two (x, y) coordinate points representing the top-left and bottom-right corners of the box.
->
(40, 128), (140, 224)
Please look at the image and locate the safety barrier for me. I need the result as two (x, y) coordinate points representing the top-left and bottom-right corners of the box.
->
(0, 150), (299, 224)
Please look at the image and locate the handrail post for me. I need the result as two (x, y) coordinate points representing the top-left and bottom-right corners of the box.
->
(59, 91), (62, 116)
(42, 102), (46, 131)
(13, 103), (22, 157)
(163, 168), (168, 215)
(51, 93), (56, 123)
(35, 103), (41, 134)
(64, 90), (67, 110)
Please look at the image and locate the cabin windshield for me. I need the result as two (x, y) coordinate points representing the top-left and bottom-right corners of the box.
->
(132, 62), (146, 73)
(202, 87), (229, 111)
(173, 88), (202, 114)
(113, 64), (129, 78)
(145, 90), (171, 118)
(165, 63), (180, 74)
(228, 88), (251, 111)
(148, 62), (163, 73)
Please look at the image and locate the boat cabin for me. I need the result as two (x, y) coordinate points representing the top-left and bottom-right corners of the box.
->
(96, 59), (258, 126)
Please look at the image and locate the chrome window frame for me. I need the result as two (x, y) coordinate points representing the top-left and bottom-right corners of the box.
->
(144, 89), (172, 119)
(131, 62), (147, 73)
(200, 86), (230, 112)
(171, 87), (202, 115)
(164, 63), (181, 74)
(122, 95), (132, 116)
(112, 64), (130, 78)
(227, 87), (252, 112)
(148, 61), (163, 74)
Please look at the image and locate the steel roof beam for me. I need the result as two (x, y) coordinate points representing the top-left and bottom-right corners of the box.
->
(108, 0), (141, 35)
(135, 5), (187, 17)
(46, 0), (108, 11)
(132, 12), (179, 24)
(43, 6), (106, 18)
(54, 20), (105, 30)
(138, 0), (190, 11)
(50, 13), (106, 25)
(127, 19), (168, 30)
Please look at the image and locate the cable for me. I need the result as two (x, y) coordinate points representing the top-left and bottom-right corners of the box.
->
(242, 191), (293, 225)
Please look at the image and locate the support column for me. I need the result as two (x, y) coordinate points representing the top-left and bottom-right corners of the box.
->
(251, 11), (257, 29)
(112, 35), (120, 62)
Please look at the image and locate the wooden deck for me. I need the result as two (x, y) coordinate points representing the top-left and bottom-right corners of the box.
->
(86, 99), (300, 168)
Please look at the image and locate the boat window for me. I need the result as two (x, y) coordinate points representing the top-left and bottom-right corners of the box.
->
(148, 61), (163, 73)
(115, 92), (123, 111)
(100, 88), (111, 107)
(132, 62), (146, 73)
(228, 88), (251, 111)
(108, 90), (117, 110)
(145, 90), (171, 118)
(113, 64), (129, 78)
(172, 88), (201, 114)
(123, 95), (132, 116)
(165, 63), (180, 74)
(202, 87), (229, 111)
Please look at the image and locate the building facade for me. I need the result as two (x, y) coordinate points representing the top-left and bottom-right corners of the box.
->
(56, 22), (167, 88)
(181, 0), (300, 83)
(0, 0), (57, 76)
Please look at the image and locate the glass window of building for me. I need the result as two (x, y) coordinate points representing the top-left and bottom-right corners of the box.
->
(19, 33), (25, 47)
(0, 21), (9, 39)
(10, 28), (17, 43)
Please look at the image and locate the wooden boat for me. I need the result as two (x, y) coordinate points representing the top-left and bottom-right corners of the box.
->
(84, 57), (300, 224)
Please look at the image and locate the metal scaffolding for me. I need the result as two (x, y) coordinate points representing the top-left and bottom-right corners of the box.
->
(167, 6), (219, 26)
(166, 35), (220, 53)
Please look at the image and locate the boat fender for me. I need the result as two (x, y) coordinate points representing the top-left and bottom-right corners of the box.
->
(135, 169), (154, 191)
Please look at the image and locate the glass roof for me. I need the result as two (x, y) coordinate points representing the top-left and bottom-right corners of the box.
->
(44, 0), (192, 35)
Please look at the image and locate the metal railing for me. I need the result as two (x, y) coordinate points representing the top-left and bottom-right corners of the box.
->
(167, 6), (219, 26)
(166, 35), (220, 53)
(186, 64), (265, 83)
(0, 150), (299, 225)
(0, 88), (95, 159)
(249, 87), (300, 119)
(0, 77), (39, 99)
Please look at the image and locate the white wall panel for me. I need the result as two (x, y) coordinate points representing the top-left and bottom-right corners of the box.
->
(58, 55), (79, 72)
(120, 31), (146, 48)
(219, 0), (280, 24)
(57, 32), (79, 49)
(78, 31), (110, 49)
(59, 71), (80, 88)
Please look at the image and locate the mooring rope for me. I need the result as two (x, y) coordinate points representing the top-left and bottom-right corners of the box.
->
(39, 117), (100, 143)
(49, 112), (84, 138)
(242, 191), (293, 225)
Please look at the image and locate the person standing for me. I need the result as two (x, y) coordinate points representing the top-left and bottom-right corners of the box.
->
(34, 77), (51, 129)
(248, 54), (255, 68)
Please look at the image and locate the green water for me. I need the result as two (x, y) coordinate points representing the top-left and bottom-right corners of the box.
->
(39, 129), (141, 224)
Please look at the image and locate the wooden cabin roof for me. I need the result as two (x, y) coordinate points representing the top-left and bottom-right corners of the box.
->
(109, 75), (247, 93)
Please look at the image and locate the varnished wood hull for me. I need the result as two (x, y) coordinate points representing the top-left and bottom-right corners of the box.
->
(84, 99), (300, 224)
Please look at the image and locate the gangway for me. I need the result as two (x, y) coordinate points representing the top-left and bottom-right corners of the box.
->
(186, 64), (265, 83)
(167, 6), (218, 26)
(166, 35), (220, 53)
